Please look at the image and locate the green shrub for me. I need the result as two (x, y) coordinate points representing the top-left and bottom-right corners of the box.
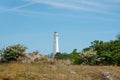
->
(0, 44), (27, 62)
(54, 49), (80, 64)
(74, 49), (98, 65)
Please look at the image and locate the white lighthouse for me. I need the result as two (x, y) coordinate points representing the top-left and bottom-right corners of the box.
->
(53, 32), (59, 57)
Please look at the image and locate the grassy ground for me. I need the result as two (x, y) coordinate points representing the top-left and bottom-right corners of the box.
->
(0, 60), (120, 80)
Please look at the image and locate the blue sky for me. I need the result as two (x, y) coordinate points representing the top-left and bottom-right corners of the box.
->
(0, 0), (120, 55)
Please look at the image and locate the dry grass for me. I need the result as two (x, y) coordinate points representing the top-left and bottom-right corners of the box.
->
(0, 60), (120, 80)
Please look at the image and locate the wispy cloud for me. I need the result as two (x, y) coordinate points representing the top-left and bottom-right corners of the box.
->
(21, 0), (119, 15)
(0, 2), (35, 13)
(22, 0), (103, 12)
(73, 0), (102, 7)
(0, 0), (120, 17)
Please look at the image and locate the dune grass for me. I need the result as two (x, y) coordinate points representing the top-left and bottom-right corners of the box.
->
(0, 60), (120, 80)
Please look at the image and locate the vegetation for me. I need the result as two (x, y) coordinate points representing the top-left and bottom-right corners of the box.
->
(0, 60), (120, 80)
(55, 34), (120, 66)
(0, 34), (119, 65)
(54, 49), (80, 64)
(90, 39), (120, 65)
(0, 33), (119, 65)
(0, 34), (120, 80)
(0, 44), (27, 62)
(74, 48), (98, 65)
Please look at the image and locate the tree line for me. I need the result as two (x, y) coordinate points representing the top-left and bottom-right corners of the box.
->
(0, 33), (120, 65)
(55, 33), (120, 65)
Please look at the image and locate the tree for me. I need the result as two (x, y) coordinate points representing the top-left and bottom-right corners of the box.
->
(87, 38), (120, 65)
(0, 44), (27, 62)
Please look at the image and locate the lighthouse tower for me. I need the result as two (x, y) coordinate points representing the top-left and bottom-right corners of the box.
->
(53, 32), (59, 57)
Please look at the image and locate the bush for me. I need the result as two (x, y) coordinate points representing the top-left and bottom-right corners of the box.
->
(54, 49), (80, 64)
(54, 52), (70, 60)
(0, 44), (27, 62)
(74, 48), (98, 65)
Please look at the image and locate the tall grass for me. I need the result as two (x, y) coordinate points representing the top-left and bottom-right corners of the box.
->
(0, 60), (120, 80)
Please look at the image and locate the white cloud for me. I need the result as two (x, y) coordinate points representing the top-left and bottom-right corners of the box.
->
(22, 0), (109, 14)
(0, 0), (119, 17)
(0, 2), (35, 13)
(73, 0), (102, 7)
